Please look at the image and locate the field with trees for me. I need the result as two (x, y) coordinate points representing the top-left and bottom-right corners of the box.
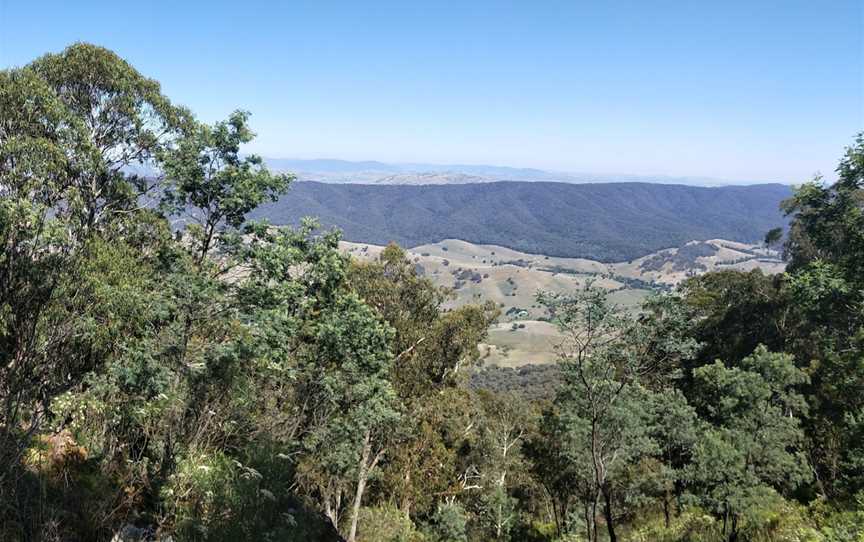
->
(342, 238), (782, 367)
(1, 44), (863, 542)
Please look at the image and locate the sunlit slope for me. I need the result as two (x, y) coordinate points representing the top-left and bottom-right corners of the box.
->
(342, 238), (783, 367)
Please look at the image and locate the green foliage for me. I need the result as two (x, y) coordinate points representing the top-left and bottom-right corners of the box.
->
(160, 110), (292, 262)
(163, 449), (339, 542)
(781, 134), (864, 280)
(686, 348), (809, 539)
(811, 493), (864, 541)
(427, 501), (470, 542)
(357, 504), (423, 542)
(631, 502), (826, 542)
(27, 42), (191, 231)
(533, 285), (700, 541)
(764, 227), (783, 250)
(681, 269), (789, 369)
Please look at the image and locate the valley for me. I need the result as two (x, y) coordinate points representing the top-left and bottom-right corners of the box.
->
(342, 238), (783, 367)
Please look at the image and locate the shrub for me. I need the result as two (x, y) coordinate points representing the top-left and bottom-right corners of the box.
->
(424, 501), (469, 542)
(358, 504), (423, 542)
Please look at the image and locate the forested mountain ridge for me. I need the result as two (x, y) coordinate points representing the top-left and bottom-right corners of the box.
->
(251, 181), (791, 261)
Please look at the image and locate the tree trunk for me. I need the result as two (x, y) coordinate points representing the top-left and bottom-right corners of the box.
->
(347, 430), (383, 542)
(583, 501), (593, 542)
(401, 468), (412, 521)
(663, 488), (671, 528)
(588, 417), (605, 542)
(401, 498), (411, 522)
(582, 495), (601, 542)
(324, 488), (341, 533)
(347, 434), (371, 542)
(602, 486), (617, 542)
(546, 498), (561, 537)
(547, 488), (563, 537)
(347, 473), (367, 542)
(728, 515), (739, 542)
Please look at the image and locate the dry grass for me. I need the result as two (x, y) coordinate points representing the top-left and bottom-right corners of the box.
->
(342, 238), (783, 367)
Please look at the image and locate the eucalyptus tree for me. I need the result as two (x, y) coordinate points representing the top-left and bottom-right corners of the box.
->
(686, 346), (809, 541)
(472, 391), (534, 540)
(347, 244), (497, 524)
(535, 286), (637, 541)
(232, 224), (399, 542)
(63, 109), (293, 530)
(0, 66), (86, 471)
(0, 42), (189, 427)
(148, 110), (291, 475)
(764, 227), (783, 254)
(160, 110), (291, 266)
(0, 44), (190, 514)
(533, 285), (699, 542)
(525, 404), (584, 537)
(644, 388), (699, 528)
(27, 43), (192, 233)
(779, 135), (864, 498)
(0, 42), (297, 537)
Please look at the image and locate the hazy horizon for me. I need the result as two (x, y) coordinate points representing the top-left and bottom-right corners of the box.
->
(2, 1), (861, 183)
(258, 156), (793, 186)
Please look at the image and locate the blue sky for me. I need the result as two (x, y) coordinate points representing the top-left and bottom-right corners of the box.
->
(1, 1), (861, 182)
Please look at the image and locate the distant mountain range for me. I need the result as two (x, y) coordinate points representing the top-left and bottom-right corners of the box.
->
(250, 181), (792, 262)
(263, 158), (785, 187)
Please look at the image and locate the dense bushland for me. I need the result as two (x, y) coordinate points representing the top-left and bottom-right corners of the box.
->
(1, 44), (862, 541)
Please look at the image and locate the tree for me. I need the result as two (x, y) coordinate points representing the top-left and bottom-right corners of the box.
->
(645, 388), (699, 528)
(778, 135), (864, 498)
(296, 290), (399, 542)
(671, 133), (864, 520)
(227, 221), (398, 542)
(0, 44), (189, 515)
(535, 285), (697, 542)
(0, 67), (87, 486)
(348, 243), (496, 400)
(687, 346), (809, 541)
(764, 227), (783, 254)
(680, 269), (791, 372)
(471, 391), (533, 540)
(525, 404), (583, 537)
(147, 112), (292, 481)
(0, 43), (299, 539)
(428, 500), (469, 542)
(27, 43), (191, 232)
(781, 134), (864, 279)
(160, 110), (292, 265)
(347, 244), (497, 525)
